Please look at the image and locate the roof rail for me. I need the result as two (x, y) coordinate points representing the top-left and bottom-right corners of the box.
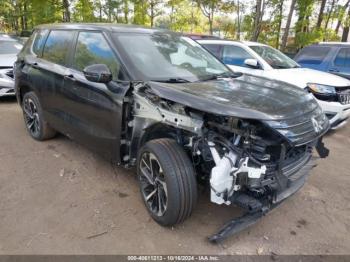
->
(318, 42), (350, 45)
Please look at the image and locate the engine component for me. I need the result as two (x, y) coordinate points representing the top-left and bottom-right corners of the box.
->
(208, 141), (238, 205)
(208, 141), (267, 205)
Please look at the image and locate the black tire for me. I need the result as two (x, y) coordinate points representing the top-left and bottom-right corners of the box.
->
(137, 138), (198, 226)
(22, 91), (56, 141)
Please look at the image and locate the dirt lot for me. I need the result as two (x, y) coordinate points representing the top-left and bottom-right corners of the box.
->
(0, 97), (349, 255)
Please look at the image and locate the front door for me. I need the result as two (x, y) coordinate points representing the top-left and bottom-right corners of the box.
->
(61, 31), (129, 160)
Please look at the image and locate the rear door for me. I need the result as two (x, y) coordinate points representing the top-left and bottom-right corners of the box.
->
(30, 29), (76, 133)
(329, 47), (350, 79)
(61, 30), (129, 160)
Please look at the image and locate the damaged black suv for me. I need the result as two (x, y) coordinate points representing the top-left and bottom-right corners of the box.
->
(15, 24), (330, 242)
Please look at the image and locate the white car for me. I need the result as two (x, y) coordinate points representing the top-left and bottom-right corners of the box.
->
(198, 40), (350, 129)
(0, 35), (23, 97)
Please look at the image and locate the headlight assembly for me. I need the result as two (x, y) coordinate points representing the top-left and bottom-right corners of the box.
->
(307, 83), (336, 94)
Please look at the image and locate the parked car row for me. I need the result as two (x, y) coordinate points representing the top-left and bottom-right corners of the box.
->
(196, 40), (350, 130)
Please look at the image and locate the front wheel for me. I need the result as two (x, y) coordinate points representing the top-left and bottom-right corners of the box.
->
(137, 139), (198, 226)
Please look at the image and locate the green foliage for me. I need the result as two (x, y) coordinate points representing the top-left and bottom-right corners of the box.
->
(73, 0), (96, 22)
(0, 0), (347, 51)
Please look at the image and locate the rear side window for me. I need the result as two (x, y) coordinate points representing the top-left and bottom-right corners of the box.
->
(43, 30), (74, 65)
(222, 45), (254, 67)
(296, 46), (331, 65)
(73, 31), (122, 80)
(202, 44), (222, 60)
(334, 48), (350, 67)
(32, 29), (48, 55)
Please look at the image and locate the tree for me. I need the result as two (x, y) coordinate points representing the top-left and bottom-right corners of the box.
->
(62, 0), (71, 22)
(251, 0), (265, 41)
(133, 0), (148, 25)
(281, 0), (296, 51)
(148, 0), (163, 27)
(194, 0), (215, 34)
(342, 5), (350, 41)
(324, 0), (337, 31)
(271, 0), (285, 48)
(335, 0), (350, 34)
(123, 0), (129, 23)
(316, 0), (327, 29)
(295, 0), (318, 49)
(72, 0), (96, 22)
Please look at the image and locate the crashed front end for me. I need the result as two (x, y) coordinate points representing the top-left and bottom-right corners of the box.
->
(200, 108), (329, 242)
(130, 81), (330, 243)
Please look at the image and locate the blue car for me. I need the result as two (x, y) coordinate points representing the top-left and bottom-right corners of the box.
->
(295, 43), (350, 80)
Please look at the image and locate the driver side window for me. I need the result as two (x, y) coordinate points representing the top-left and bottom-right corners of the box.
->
(222, 46), (254, 67)
(73, 31), (124, 80)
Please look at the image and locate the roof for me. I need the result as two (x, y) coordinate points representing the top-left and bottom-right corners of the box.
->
(184, 33), (221, 40)
(196, 39), (268, 47)
(34, 23), (176, 35)
(316, 42), (350, 47)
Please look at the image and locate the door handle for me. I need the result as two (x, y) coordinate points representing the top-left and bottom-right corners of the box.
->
(31, 62), (40, 69)
(64, 74), (76, 82)
(329, 68), (339, 72)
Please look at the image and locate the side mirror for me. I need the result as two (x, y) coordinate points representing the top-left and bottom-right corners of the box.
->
(244, 58), (260, 69)
(83, 64), (112, 83)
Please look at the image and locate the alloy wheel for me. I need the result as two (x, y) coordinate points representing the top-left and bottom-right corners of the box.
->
(23, 97), (40, 137)
(139, 152), (168, 216)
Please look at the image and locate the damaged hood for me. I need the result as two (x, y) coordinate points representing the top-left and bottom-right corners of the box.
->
(147, 74), (319, 121)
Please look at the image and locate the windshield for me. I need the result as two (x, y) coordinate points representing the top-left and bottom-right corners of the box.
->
(250, 45), (299, 69)
(113, 33), (231, 82)
(0, 40), (23, 54)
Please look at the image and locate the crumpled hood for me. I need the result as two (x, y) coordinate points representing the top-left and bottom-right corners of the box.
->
(147, 74), (319, 121)
(269, 68), (350, 88)
(0, 54), (17, 67)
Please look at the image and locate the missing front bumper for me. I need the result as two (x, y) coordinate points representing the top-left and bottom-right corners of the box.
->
(208, 158), (315, 243)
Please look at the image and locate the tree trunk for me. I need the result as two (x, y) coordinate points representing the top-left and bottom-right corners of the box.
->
(251, 0), (262, 41)
(124, 0), (129, 23)
(342, 6), (350, 41)
(150, 1), (154, 27)
(62, 0), (70, 22)
(99, 4), (102, 22)
(208, 16), (213, 34)
(236, 0), (240, 40)
(276, 0), (284, 48)
(281, 0), (296, 52)
(324, 0), (336, 31)
(336, 0), (350, 34)
(316, 0), (327, 29)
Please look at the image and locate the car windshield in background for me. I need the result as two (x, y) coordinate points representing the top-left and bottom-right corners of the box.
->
(295, 46), (331, 65)
(113, 33), (230, 82)
(250, 45), (299, 69)
(0, 40), (22, 54)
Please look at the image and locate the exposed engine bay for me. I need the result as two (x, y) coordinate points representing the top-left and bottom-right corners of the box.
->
(123, 82), (330, 242)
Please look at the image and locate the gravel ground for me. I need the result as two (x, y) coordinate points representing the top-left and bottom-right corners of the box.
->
(0, 97), (349, 255)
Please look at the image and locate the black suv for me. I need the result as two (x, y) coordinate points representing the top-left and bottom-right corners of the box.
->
(15, 24), (329, 242)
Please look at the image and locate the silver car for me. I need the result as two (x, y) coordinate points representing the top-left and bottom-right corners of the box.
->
(0, 35), (23, 97)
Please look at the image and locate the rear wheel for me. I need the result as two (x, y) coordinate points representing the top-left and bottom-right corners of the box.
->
(22, 92), (56, 141)
(137, 139), (198, 226)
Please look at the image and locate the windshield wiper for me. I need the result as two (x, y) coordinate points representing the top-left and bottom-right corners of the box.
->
(199, 72), (240, 81)
(151, 78), (191, 83)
